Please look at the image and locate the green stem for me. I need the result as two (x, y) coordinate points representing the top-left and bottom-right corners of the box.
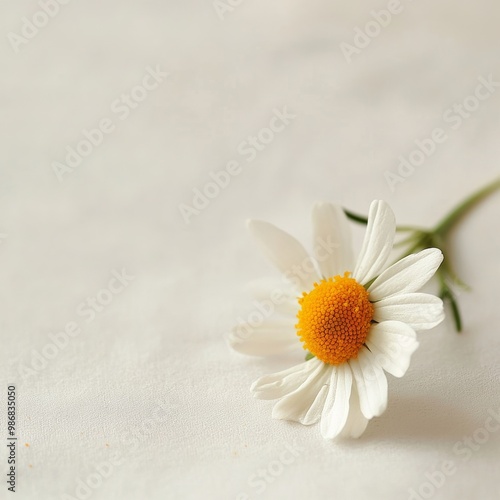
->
(394, 232), (423, 248)
(433, 178), (500, 236)
(396, 225), (425, 232)
(438, 273), (463, 332)
(344, 209), (421, 233)
(342, 178), (500, 334)
(343, 209), (368, 225)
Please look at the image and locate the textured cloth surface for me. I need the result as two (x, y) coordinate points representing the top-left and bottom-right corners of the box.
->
(1, 1), (500, 499)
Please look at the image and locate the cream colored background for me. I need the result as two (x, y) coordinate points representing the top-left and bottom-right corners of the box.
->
(0, 1), (499, 499)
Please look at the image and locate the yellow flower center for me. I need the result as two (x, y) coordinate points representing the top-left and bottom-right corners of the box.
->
(296, 273), (374, 365)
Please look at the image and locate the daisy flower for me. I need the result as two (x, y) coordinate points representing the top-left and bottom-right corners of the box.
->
(230, 200), (444, 439)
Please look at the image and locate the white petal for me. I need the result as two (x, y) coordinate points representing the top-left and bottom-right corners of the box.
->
(352, 201), (396, 285)
(368, 248), (444, 301)
(243, 279), (299, 318)
(229, 319), (297, 356)
(340, 381), (369, 439)
(312, 202), (354, 278)
(247, 220), (320, 290)
(271, 298), (300, 317)
(245, 278), (298, 303)
(349, 347), (388, 419)
(251, 358), (323, 400)
(252, 297), (298, 319)
(320, 364), (352, 439)
(373, 293), (445, 330)
(365, 321), (419, 378)
(271, 361), (330, 425)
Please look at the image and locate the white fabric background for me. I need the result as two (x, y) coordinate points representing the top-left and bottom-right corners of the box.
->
(1, 1), (499, 499)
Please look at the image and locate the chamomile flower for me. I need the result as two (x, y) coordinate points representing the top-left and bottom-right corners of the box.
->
(230, 200), (444, 439)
